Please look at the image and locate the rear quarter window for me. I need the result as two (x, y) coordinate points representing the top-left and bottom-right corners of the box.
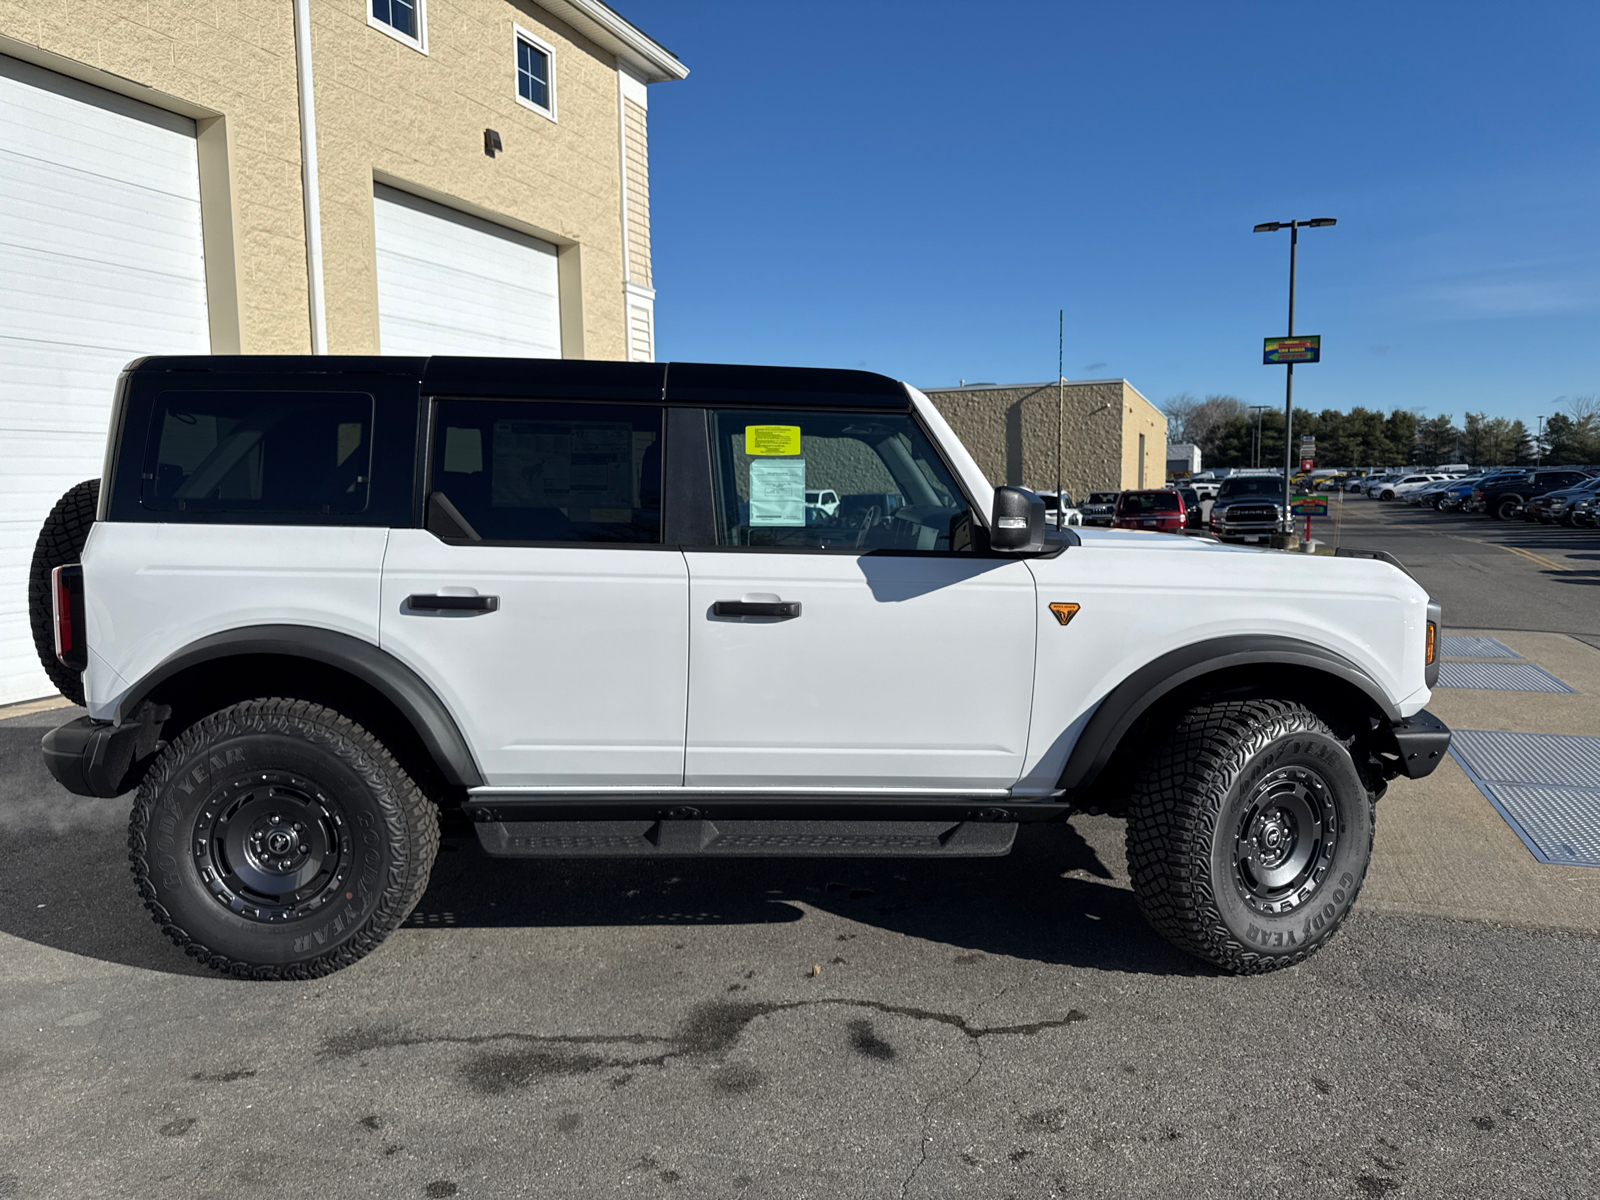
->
(143, 391), (375, 517)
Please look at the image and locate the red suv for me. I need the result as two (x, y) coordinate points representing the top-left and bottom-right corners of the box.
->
(1113, 489), (1187, 533)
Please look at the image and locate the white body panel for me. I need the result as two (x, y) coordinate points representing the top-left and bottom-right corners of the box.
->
(0, 55), (209, 703)
(380, 532), (688, 787)
(80, 524), (389, 720)
(1012, 529), (1432, 795)
(373, 184), (561, 357)
(682, 552), (1036, 791)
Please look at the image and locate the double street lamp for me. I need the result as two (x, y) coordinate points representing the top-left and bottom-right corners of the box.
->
(1254, 217), (1336, 535)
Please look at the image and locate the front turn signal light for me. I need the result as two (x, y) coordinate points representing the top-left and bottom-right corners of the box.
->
(1425, 622), (1437, 665)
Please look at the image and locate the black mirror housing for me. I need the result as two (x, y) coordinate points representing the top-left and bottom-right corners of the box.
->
(991, 486), (1048, 553)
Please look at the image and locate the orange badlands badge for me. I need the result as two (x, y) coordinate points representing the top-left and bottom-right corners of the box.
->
(1048, 602), (1080, 626)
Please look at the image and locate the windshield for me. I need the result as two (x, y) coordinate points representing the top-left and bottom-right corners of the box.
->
(1086, 492), (1118, 505)
(1217, 477), (1283, 500)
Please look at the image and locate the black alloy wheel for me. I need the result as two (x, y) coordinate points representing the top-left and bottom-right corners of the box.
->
(1126, 698), (1376, 973)
(130, 698), (438, 979)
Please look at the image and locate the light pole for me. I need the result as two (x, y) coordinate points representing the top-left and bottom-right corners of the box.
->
(1536, 415), (1545, 467)
(1254, 217), (1336, 534)
(1249, 404), (1272, 468)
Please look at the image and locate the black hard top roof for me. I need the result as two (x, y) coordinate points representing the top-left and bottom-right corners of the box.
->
(128, 356), (911, 409)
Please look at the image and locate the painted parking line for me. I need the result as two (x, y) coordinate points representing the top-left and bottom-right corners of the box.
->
(1446, 534), (1570, 573)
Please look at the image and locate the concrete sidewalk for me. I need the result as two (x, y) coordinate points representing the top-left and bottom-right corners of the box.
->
(1363, 629), (1600, 932)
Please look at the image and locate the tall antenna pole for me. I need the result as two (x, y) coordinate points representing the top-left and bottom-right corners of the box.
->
(1056, 310), (1064, 505)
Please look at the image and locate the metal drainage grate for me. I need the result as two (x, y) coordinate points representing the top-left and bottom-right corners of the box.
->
(1441, 636), (1521, 659)
(1436, 662), (1573, 692)
(1450, 729), (1600, 867)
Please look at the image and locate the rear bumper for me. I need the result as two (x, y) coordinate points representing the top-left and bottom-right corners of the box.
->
(41, 704), (167, 798)
(1386, 709), (1452, 779)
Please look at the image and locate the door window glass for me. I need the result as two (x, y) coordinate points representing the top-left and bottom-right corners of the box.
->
(143, 391), (373, 514)
(709, 409), (971, 551)
(432, 399), (662, 543)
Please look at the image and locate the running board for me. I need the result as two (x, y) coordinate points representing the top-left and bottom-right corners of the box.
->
(472, 819), (1019, 859)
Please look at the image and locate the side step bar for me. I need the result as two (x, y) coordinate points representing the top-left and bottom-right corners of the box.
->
(473, 819), (1018, 859)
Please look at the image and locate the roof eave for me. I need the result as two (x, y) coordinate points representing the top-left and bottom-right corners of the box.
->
(536, 0), (689, 82)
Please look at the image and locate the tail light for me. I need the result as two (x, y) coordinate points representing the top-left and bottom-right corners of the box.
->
(52, 564), (87, 672)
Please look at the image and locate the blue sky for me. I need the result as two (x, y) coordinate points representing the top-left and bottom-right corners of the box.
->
(620, 1), (1599, 426)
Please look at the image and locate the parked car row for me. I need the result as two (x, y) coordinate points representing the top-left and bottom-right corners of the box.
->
(1345, 465), (1600, 526)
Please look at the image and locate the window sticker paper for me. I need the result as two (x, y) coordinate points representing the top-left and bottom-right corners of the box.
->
(745, 425), (802, 456)
(748, 458), (807, 526)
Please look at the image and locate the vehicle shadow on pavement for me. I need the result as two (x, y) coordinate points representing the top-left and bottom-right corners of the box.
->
(0, 709), (218, 977)
(2, 710), (1202, 979)
(406, 817), (1208, 978)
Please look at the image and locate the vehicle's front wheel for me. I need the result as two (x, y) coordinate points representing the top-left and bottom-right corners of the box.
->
(129, 699), (439, 979)
(1126, 699), (1375, 974)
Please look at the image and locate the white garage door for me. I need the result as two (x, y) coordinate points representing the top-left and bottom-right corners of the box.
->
(0, 55), (209, 704)
(373, 184), (561, 358)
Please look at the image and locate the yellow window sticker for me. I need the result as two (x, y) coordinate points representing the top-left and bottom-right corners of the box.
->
(745, 425), (802, 456)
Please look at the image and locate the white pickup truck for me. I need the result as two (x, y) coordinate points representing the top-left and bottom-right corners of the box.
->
(32, 357), (1449, 980)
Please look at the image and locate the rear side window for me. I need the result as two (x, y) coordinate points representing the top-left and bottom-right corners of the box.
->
(431, 399), (662, 543)
(143, 391), (373, 515)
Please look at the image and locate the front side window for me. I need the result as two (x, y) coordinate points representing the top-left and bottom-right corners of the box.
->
(431, 399), (661, 544)
(709, 409), (971, 551)
(372, 0), (424, 49)
(143, 392), (373, 516)
(515, 29), (554, 116)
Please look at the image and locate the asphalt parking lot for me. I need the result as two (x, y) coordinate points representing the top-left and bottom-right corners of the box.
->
(3, 497), (1598, 1200)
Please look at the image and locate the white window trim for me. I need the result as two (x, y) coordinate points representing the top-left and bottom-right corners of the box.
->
(513, 25), (557, 122)
(368, 0), (428, 55)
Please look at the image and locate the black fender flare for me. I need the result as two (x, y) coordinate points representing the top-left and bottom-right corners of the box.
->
(1057, 635), (1401, 793)
(115, 624), (484, 787)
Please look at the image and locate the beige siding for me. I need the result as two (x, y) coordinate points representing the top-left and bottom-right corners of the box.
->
(622, 96), (650, 287)
(626, 298), (652, 361)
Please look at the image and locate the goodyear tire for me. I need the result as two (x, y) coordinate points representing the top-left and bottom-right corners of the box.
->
(129, 699), (439, 980)
(1126, 699), (1375, 974)
(27, 479), (100, 706)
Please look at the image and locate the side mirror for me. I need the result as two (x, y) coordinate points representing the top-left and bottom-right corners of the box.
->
(991, 486), (1047, 553)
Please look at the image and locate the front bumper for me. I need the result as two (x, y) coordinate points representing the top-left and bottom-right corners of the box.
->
(1385, 709), (1452, 779)
(41, 704), (168, 798)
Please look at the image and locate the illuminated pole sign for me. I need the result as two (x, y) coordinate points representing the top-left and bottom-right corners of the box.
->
(1264, 335), (1321, 364)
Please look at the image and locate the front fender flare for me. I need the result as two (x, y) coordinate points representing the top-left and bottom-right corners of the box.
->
(1056, 635), (1401, 794)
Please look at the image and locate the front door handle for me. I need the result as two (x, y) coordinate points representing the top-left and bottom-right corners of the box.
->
(712, 600), (801, 619)
(408, 594), (499, 612)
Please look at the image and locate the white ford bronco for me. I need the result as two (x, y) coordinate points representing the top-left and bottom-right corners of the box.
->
(33, 356), (1449, 979)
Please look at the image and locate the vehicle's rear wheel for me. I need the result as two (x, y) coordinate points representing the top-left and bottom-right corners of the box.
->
(129, 698), (439, 979)
(27, 479), (100, 706)
(1494, 496), (1521, 520)
(1125, 699), (1375, 974)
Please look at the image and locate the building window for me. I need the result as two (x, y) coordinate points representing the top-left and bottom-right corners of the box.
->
(514, 27), (556, 119)
(371, 0), (426, 52)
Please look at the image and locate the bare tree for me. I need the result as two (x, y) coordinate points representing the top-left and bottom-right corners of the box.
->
(1162, 393), (1248, 457)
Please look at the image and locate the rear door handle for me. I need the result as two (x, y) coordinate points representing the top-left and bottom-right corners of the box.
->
(408, 594), (499, 612)
(712, 600), (801, 619)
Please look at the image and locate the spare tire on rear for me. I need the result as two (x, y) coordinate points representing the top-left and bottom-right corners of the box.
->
(27, 479), (100, 707)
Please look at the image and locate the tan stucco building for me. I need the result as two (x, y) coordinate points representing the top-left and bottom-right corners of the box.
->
(921, 379), (1168, 498)
(0, 0), (685, 702)
(0, 0), (684, 360)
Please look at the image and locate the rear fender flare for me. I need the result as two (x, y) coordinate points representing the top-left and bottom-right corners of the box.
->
(1057, 635), (1400, 793)
(115, 624), (483, 787)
